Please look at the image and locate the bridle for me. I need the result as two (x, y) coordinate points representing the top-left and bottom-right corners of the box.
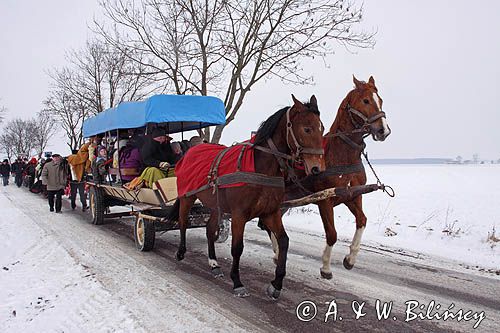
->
(252, 106), (324, 182)
(285, 106), (324, 160)
(325, 103), (387, 151)
(253, 106), (324, 161)
(323, 99), (395, 198)
(347, 105), (386, 134)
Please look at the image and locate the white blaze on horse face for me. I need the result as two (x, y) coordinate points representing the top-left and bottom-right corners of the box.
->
(345, 226), (365, 266)
(321, 244), (333, 274)
(373, 92), (390, 137)
(372, 92), (382, 111)
(381, 117), (390, 136)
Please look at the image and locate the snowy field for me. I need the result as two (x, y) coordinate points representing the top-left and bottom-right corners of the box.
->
(285, 164), (500, 270)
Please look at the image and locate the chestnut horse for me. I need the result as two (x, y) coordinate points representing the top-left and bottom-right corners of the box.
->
(268, 76), (391, 279)
(170, 95), (325, 299)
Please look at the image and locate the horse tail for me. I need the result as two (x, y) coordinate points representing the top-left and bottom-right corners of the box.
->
(167, 198), (181, 222)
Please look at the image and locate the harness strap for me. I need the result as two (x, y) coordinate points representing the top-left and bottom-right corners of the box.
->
(217, 172), (284, 188)
(336, 133), (366, 151)
(236, 145), (247, 171)
(185, 171), (285, 197)
(323, 162), (364, 176)
(209, 146), (232, 180)
(266, 138), (288, 172)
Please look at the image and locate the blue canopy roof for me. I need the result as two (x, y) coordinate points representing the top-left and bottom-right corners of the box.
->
(82, 95), (226, 137)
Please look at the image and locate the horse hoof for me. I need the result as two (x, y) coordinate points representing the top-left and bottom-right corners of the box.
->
(266, 284), (281, 300)
(176, 251), (185, 261)
(320, 269), (333, 280)
(211, 266), (224, 278)
(343, 257), (354, 270)
(233, 286), (250, 298)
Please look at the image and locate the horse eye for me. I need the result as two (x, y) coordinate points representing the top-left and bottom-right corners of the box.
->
(363, 99), (370, 104)
(304, 127), (312, 134)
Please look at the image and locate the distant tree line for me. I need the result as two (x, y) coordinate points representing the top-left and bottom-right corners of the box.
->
(0, 111), (56, 161)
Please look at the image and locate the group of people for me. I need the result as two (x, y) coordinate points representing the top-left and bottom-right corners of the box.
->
(1, 128), (205, 214)
(1, 157), (46, 188)
(92, 128), (204, 189)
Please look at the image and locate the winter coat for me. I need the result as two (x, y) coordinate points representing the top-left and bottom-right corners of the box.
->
(0, 163), (10, 177)
(41, 160), (68, 191)
(67, 143), (91, 182)
(91, 157), (108, 184)
(26, 159), (37, 177)
(140, 136), (175, 168)
(119, 146), (143, 181)
(11, 161), (25, 175)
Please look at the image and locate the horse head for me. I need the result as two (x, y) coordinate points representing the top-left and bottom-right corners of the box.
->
(347, 75), (391, 142)
(288, 95), (325, 175)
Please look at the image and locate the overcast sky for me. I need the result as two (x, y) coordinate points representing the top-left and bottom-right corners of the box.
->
(1, 0), (499, 160)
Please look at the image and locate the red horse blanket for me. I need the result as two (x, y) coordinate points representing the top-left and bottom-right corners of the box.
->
(175, 143), (255, 197)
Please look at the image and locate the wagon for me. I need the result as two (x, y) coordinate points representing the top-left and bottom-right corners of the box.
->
(82, 94), (230, 251)
(82, 94), (388, 253)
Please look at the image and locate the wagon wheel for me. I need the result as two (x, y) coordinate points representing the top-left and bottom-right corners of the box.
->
(134, 216), (156, 251)
(215, 218), (230, 243)
(89, 186), (106, 225)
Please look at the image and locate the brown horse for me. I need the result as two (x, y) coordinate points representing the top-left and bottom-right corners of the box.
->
(171, 95), (325, 299)
(268, 76), (391, 279)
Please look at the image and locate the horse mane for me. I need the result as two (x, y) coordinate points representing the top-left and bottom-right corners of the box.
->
(254, 102), (319, 146)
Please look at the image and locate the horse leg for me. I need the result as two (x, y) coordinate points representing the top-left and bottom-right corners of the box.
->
(257, 217), (279, 265)
(206, 211), (223, 278)
(260, 209), (287, 266)
(270, 232), (279, 265)
(230, 214), (249, 297)
(176, 196), (196, 261)
(318, 199), (337, 279)
(343, 195), (367, 269)
(263, 211), (289, 300)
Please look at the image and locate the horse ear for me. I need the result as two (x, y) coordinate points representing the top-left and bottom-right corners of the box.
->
(353, 75), (363, 89)
(291, 94), (303, 108)
(368, 76), (376, 86)
(310, 95), (318, 107)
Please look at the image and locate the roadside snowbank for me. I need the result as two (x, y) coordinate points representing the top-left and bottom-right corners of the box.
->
(0, 188), (145, 332)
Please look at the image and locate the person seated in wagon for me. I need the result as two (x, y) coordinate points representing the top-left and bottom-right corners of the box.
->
(137, 127), (177, 188)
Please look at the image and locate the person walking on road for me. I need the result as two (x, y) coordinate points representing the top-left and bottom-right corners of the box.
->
(11, 157), (25, 187)
(0, 159), (10, 186)
(67, 143), (91, 211)
(41, 154), (68, 213)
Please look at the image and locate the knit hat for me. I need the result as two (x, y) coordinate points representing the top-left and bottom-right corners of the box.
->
(152, 127), (166, 138)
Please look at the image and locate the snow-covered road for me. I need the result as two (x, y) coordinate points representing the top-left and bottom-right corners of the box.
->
(1, 185), (499, 332)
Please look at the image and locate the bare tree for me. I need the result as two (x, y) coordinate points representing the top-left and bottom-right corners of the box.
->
(96, 0), (375, 142)
(43, 86), (87, 151)
(32, 111), (57, 158)
(52, 39), (159, 116)
(2, 118), (37, 158)
(0, 98), (6, 124)
(0, 133), (15, 161)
